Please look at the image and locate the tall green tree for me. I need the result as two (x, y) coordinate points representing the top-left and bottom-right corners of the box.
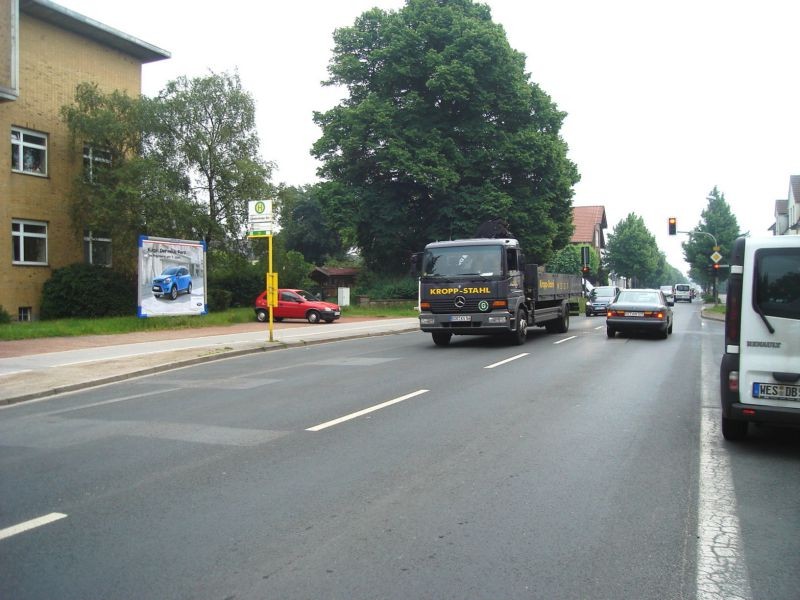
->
(276, 184), (345, 265)
(61, 83), (207, 274)
(151, 71), (274, 253)
(682, 187), (741, 286)
(605, 213), (661, 286)
(312, 0), (579, 274)
(548, 244), (599, 276)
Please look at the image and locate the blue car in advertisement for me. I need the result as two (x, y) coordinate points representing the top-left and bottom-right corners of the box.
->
(152, 266), (192, 300)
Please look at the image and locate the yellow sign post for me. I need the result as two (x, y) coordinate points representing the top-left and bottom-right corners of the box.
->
(266, 237), (278, 342)
(247, 200), (276, 341)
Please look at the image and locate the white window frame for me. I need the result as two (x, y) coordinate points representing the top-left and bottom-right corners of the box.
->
(84, 230), (112, 267)
(12, 219), (48, 265)
(83, 145), (111, 182)
(11, 126), (48, 176)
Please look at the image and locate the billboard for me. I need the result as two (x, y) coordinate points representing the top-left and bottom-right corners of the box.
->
(137, 236), (207, 317)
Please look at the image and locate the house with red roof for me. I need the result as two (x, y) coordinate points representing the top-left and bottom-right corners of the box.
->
(571, 205), (608, 250)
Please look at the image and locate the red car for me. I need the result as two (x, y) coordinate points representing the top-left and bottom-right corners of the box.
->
(254, 289), (341, 324)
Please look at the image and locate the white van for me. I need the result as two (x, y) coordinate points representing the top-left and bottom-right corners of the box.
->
(720, 235), (800, 440)
(674, 283), (692, 302)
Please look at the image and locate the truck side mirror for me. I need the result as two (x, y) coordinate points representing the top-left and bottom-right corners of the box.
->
(410, 252), (423, 277)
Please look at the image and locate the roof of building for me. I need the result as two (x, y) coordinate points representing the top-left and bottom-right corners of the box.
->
(790, 175), (800, 203)
(571, 205), (608, 245)
(311, 267), (360, 278)
(775, 199), (788, 215)
(21, 0), (170, 63)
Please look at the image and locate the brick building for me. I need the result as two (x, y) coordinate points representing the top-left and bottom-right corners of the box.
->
(1, 0), (168, 320)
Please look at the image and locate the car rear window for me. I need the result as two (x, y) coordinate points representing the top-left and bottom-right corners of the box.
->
(675, 285), (690, 291)
(753, 247), (800, 320)
(617, 291), (659, 304)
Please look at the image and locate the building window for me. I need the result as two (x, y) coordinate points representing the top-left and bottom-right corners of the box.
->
(84, 231), (112, 266)
(18, 307), (32, 322)
(11, 127), (47, 176)
(83, 145), (111, 182)
(12, 219), (48, 265)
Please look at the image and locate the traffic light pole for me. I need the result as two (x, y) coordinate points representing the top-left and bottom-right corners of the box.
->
(669, 219), (720, 304)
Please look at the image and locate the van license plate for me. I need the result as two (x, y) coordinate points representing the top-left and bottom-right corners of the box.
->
(450, 315), (471, 322)
(752, 382), (800, 401)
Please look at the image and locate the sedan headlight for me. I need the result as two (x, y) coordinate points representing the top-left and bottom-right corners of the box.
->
(322, 307), (333, 312)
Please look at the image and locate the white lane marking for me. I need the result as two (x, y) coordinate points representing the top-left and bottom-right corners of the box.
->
(696, 334), (752, 600)
(484, 353), (529, 369)
(554, 336), (576, 345)
(0, 513), (67, 541)
(306, 389), (429, 432)
(594, 326), (604, 330)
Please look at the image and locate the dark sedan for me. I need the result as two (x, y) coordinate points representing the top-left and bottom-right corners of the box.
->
(606, 288), (673, 339)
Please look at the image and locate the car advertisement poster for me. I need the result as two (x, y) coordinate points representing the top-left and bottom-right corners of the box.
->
(137, 236), (207, 318)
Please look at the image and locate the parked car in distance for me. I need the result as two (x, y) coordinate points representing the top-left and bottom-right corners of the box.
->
(674, 283), (692, 302)
(585, 285), (620, 316)
(659, 285), (675, 306)
(254, 289), (341, 324)
(719, 235), (800, 441)
(152, 266), (192, 300)
(606, 288), (673, 339)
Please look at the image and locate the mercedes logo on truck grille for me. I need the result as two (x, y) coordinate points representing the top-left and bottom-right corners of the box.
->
(454, 295), (466, 309)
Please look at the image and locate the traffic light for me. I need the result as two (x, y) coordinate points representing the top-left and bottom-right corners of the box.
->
(713, 263), (720, 271)
(668, 217), (677, 235)
(581, 266), (590, 274)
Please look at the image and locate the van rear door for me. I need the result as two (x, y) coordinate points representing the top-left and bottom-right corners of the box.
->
(738, 239), (800, 409)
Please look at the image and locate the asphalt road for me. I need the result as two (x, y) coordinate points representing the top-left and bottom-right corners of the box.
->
(1, 304), (798, 599)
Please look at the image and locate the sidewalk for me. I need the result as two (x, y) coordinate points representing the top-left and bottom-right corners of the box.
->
(0, 318), (419, 406)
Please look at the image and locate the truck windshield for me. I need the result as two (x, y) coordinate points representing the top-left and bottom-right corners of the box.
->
(423, 246), (502, 277)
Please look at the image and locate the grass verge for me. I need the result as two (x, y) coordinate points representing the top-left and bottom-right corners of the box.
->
(0, 303), (419, 341)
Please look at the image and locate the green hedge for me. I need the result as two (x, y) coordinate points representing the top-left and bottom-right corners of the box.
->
(354, 275), (418, 300)
(208, 264), (263, 307)
(40, 263), (137, 319)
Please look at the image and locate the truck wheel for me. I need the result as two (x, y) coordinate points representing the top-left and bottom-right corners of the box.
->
(721, 416), (748, 441)
(432, 331), (452, 346)
(553, 303), (570, 333)
(510, 310), (528, 345)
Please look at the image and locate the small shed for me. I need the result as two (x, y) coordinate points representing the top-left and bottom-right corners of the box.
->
(309, 266), (360, 300)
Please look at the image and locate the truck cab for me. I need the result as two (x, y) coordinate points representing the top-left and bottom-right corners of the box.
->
(415, 238), (580, 346)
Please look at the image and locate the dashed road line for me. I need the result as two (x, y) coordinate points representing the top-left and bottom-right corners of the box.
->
(484, 353), (529, 369)
(0, 513), (68, 541)
(306, 389), (429, 431)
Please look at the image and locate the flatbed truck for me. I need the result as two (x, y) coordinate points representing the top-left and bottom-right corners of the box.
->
(414, 237), (582, 346)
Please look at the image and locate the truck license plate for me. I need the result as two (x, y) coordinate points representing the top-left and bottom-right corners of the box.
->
(449, 315), (471, 322)
(752, 382), (800, 401)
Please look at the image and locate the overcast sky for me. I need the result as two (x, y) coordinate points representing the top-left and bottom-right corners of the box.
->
(56, 0), (800, 274)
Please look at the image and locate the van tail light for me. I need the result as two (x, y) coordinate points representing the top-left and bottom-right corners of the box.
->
(728, 371), (739, 393)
